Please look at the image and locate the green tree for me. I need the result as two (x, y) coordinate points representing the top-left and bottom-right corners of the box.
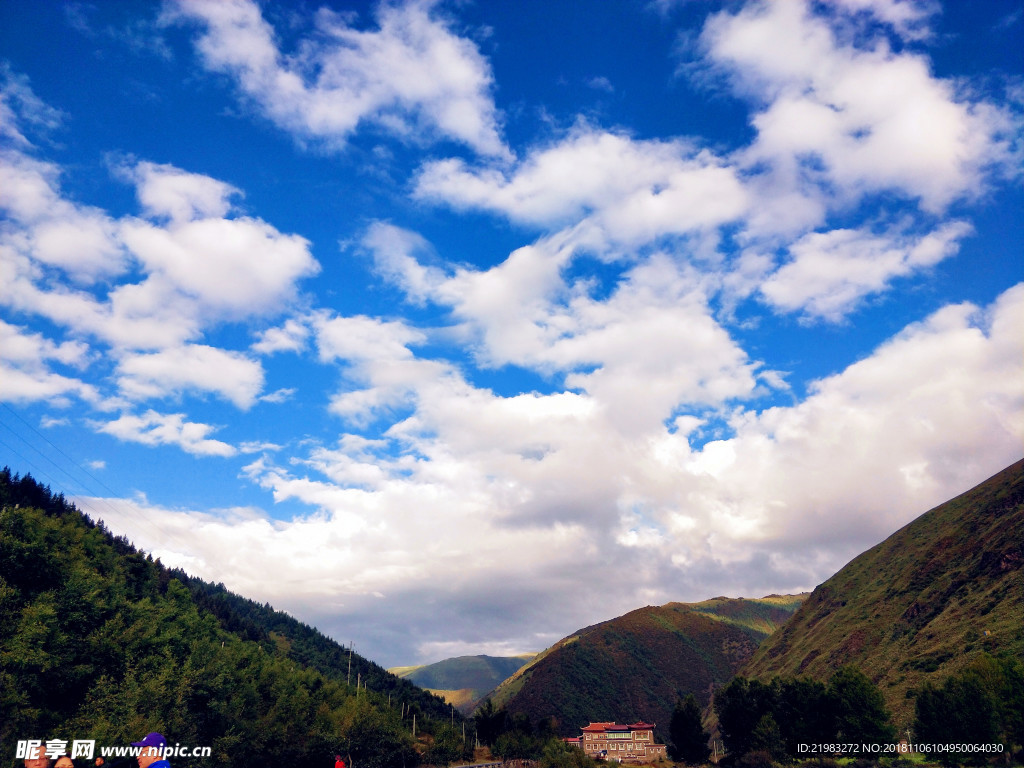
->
(777, 677), (834, 757)
(341, 698), (419, 768)
(424, 723), (464, 766)
(714, 677), (777, 759)
(669, 694), (711, 764)
(473, 699), (506, 746)
(749, 713), (786, 763)
(828, 666), (895, 746)
(914, 654), (1022, 766)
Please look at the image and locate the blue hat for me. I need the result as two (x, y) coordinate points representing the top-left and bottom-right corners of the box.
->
(131, 733), (166, 749)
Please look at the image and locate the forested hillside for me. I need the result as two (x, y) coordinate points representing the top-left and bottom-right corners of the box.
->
(173, 571), (452, 717)
(0, 469), (455, 768)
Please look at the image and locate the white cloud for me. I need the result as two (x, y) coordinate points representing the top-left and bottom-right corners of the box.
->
(119, 161), (320, 322)
(96, 410), (237, 457)
(416, 127), (748, 246)
(0, 320), (97, 404)
(127, 161), (240, 223)
(829, 0), (939, 41)
(251, 318), (311, 355)
(670, 283), (1024, 559)
(0, 153), (127, 283)
(312, 312), (453, 425)
(116, 344), (265, 409)
(169, 0), (508, 157)
(89, 285), (1024, 665)
(119, 215), (318, 322)
(366, 224), (758, 433)
(314, 313), (425, 364)
(702, 0), (1011, 213)
(362, 221), (446, 304)
(1, 151), (319, 350)
(0, 65), (63, 147)
(258, 388), (296, 404)
(759, 220), (973, 320)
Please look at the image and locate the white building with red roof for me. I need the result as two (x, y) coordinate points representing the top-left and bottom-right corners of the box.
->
(578, 721), (667, 763)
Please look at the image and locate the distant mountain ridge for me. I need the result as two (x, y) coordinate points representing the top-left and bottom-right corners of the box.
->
(488, 595), (805, 737)
(742, 458), (1024, 726)
(389, 654), (535, 713)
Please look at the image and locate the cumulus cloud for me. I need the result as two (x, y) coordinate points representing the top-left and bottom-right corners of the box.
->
(416, 128), (748, 246)
(0, 320), (97, 404)
(1, 151), (319, 349)
(89, 284), (1024, 664)
(127, 160), (239, 223)
(251, 318), (311, 355)
(168, 0), (508, 156)
(116, 345), (265, 409)
(702, 0), (1012, 214)
(365, 224), (758, 433)
(311, 312), (454, 425)
(363, 221), (447, 304)
(759, 220), (973, 320)
(119, 216), (318, 322)
(0, 153), (127, 283)
(666, 283), (1024, 560)
(96, 410), (237, 457)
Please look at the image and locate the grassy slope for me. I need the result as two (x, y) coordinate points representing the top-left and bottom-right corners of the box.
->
(743, 458), (1024, 728)
(487, 596), (804, 737)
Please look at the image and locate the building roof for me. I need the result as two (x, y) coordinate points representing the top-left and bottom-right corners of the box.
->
(581, 721), (656, 733)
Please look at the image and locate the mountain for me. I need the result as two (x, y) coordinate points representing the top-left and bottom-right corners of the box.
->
(742, 458), (1024, 727)
(487, 595), (805, 737)
(0, 468), (454, 767)
(173, 570), (453, 718)
(390, 655), (535, 713)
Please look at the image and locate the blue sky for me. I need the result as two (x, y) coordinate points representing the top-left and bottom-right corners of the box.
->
(1, 0), (1021, 667)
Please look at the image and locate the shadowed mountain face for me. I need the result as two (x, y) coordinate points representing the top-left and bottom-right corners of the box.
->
(487, 595), (805, 737)
(742, 458), (1024, 727)
(390, 655), (534, 713)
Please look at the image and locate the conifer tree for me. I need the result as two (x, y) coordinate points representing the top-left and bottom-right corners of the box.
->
(668, 694), (711, 764)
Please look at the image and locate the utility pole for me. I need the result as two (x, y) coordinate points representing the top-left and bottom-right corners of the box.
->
(412, 714), (417, 738)
(348, 642), (353, 686)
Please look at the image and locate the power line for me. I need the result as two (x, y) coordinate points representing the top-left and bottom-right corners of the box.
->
(0, 404), (209, 564)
